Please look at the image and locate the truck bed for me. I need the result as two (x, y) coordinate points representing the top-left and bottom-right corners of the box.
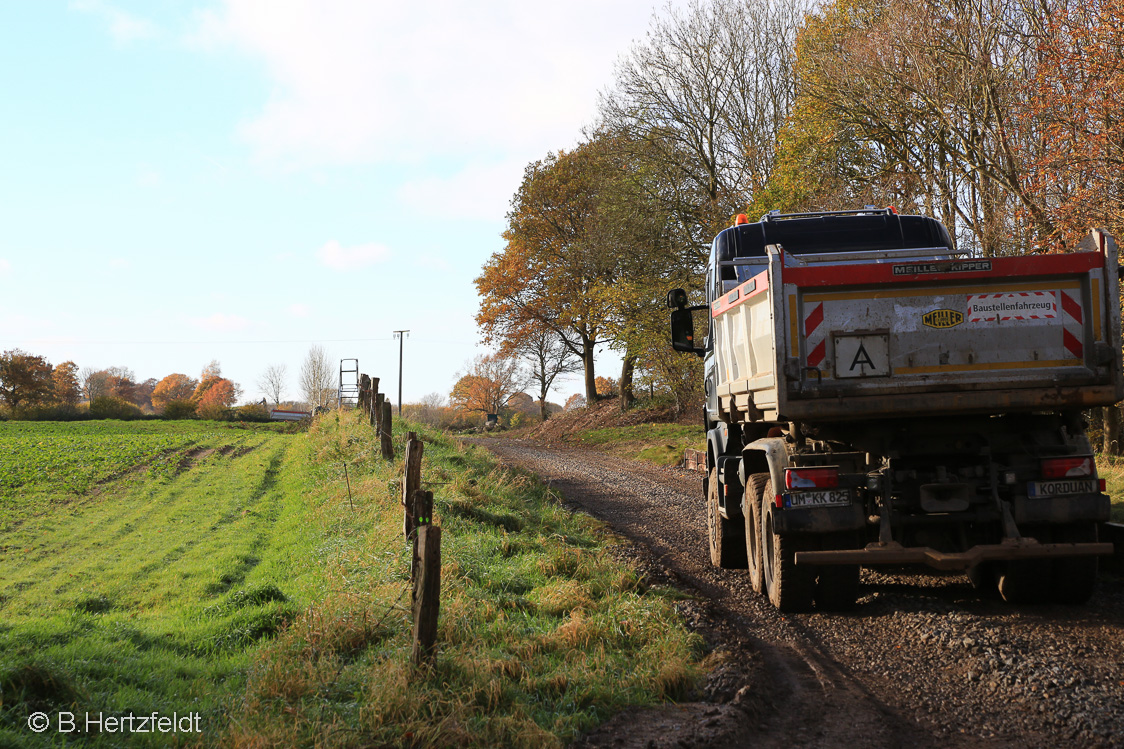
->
(711, 230), (1122, 423)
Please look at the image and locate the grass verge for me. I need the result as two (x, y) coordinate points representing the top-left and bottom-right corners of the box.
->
(574, 423), (705, 467)
(1097, 456), (1124, 523)
(227, 411), (703, 747)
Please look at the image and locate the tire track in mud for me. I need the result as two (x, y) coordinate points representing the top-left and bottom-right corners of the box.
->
(472, 438), (1124, 749)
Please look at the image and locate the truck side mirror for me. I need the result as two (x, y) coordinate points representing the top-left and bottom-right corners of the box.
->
(671, 307), (707, 356)
(666, 288), (689, 310)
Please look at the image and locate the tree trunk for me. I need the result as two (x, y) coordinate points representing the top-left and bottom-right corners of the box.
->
(582, 340), (597, 404)
(1105, 405), (1121, 456)
(619, 353), (637, 411)
(538, 394), (549, 422)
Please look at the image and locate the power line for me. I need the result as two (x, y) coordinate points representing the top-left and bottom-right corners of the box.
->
(11, 336), (481, 347)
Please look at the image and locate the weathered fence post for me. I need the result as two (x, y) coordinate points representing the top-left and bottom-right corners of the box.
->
(412, 525), (441, 666)
(380, 401), (394, 459)
(374, 393), (384, 432)
(402, 432), (423, 539)
(410, 488), (434, 582)
(358, 374), (371, 412)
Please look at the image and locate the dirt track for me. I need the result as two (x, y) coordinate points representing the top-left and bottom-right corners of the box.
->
(472, 438), (1124, 749)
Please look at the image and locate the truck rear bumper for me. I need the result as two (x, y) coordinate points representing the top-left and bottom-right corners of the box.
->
(794, 539), (1114, 571)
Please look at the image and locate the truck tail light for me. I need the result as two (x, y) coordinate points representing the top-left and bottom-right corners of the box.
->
(1040, 456), (1093, 479)
(784, 467), (839, 489)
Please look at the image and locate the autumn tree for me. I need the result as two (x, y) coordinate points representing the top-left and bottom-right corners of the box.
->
(191, 361), (240, 417)
(0, 349), (54, 409)
(1020, 0), (1124, 245)
(51, 361), (81, 407)
(564, 393), (586, 411)
(151, 373), (199, 412)
(478, 141), (623, 403)
(449, 353), (527, 417)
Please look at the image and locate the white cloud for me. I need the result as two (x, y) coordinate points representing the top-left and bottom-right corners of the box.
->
(288, 303), (310, 318)
(109, 258), (130, 269)
(188, 0), (667, 166)
(397, 160), (525, 222)
(193, 313), (250, 331)
(316, 240), (391, 270)
(71, 1), (159, 43)
(0, 259), (10, 275)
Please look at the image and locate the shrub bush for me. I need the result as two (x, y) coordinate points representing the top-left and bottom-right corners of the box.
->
(235, 403), (271, 422)
(89, 397), (142, 420)
(163, 400), (198, 419)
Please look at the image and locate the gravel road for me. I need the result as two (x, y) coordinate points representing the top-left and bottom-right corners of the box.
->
(472, 438), (1124, 749)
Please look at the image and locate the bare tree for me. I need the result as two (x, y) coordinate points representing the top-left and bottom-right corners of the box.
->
(79, 366), (110, 403)
(257, 363), (287, 407)
(299, 345), (334, 410)
(518, 325), (581, 422)
(599, 0), (812, 253)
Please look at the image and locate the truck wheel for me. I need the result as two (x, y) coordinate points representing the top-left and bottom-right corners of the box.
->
(707, 466), (748, 569)
(814, 532), (860, 611)
(967, 562), (999, 597)
(760, 478), (814, 612)
(998, 525), (1052, 604)
(744, 473), (769, 594)
(1049, 523), (1098, 604)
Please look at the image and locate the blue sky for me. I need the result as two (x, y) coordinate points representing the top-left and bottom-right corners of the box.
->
(0, 0), (671, 405)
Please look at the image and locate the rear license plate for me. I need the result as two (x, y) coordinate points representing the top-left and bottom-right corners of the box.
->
(785, 489), (850, 508)
(1027, 479), (1099, 497)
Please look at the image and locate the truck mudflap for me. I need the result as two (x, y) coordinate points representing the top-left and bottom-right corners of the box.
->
(794, 539), (1114, 572)
(770, 503), (866, 534)
(1012, 493), (1110, 524)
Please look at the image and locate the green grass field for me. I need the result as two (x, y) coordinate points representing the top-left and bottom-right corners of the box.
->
(0, 415), (702, 747)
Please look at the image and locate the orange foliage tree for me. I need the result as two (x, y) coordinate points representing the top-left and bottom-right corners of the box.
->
(152, 373), (199, 412)
(449, 353), (526, 418)
(51, 361), (81, 407)
(1020, 0), (1124, 245)
(0, 349), (54, 409)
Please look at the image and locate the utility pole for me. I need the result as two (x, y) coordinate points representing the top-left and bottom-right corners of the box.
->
(393, 330), (410, 416)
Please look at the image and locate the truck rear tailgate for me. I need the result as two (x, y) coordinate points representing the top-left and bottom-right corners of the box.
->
(779, 244), (1122, 420)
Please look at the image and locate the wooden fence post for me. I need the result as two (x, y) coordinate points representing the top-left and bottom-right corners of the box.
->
(410, 488), (434, 582)
(402, 433), (423, 539)
(358, 374), (371, 412)
(381, 401), (394, 459)
(411, 525), (441, 667)
(374, 393), (384, 431)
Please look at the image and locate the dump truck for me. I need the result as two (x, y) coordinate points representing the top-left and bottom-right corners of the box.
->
(667, 208), (1121, 611)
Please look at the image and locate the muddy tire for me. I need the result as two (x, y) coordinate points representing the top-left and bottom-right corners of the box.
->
(744, 473), (769, 594)
(967, 562), (999, 597)
(815, 532), (861, 611)
(998, 525), (1052, 604)
(761, 478), (815, 612)
(708, 466), (748, 569)
(1049, 523), (1098, 605)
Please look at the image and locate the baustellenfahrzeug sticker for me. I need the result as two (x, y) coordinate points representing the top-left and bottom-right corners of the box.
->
(967, 291), (1057, 322)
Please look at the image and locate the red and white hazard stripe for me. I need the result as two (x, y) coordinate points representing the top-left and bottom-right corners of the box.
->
(804, 302), (826, 368)
(1059, 290), (1084, 359)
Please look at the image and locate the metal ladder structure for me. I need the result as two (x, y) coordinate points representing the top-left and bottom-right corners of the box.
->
(338, 358), (360, 409)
